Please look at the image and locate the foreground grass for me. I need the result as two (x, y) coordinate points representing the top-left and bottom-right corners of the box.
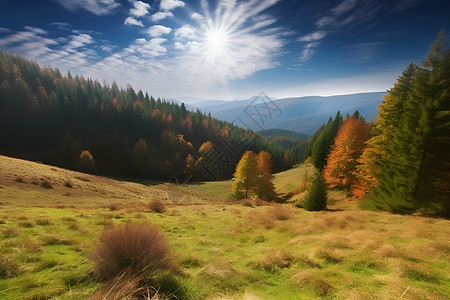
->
(0, 156), (449, 299)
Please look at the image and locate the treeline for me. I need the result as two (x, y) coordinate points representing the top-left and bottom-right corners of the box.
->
(306, 32), (449, 217)
(0, 52), (286, 180)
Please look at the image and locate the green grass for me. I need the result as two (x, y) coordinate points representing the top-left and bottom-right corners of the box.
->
(0, 155), (449, 299)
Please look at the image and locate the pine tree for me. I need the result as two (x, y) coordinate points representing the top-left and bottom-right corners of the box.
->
(232, 151), (258, 199)
(311, 111), (343, 170)
(323, 115), (371, 193)
(302, 173), (327, 211)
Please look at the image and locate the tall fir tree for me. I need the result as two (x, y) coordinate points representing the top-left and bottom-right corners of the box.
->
(310, 111), (343, 170)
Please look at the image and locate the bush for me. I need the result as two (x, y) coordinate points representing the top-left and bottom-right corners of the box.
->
(92, 222), (177, 281)
(40, 179), (53, 189)
(302, 174), (327, 211)
(148, 199), (166, 213)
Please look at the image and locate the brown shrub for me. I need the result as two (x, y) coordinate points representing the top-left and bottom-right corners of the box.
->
(63, 180), (73, 188)
(92, 222), (177, 281)
(148, 199), (166, 213)
(15, 176), (25, 183)
(40, 179), (53, 189)
(108, 203), (121, 211)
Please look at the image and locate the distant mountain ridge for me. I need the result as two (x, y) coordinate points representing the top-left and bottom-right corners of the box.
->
(182, 92), (386, 134)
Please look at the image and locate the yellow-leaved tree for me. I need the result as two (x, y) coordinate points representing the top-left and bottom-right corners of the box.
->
(232, 150), (277, 201)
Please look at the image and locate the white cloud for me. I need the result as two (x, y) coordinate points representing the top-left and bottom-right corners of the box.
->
(55, 0), (120, 15)
(146, 25), (172, 37)
(298, 31), (327, 42)
(150, 11), (174, 22)
(299, 42), (318, 63)
(65, 34), (94, 52)
(0, 27), (11, 33)
(191, 13), (204, 21)
(125, 38), (168, 57)
(174, 25), (195, 40)
(129, 0), (151, 17)
(160, 0), (185, 11)
(124, 17), (144, 27)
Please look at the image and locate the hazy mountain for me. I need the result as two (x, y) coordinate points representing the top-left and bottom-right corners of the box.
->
(210, 92), (386, 134)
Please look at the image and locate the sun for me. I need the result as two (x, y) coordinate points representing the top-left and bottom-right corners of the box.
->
(205, 27), (230, 55)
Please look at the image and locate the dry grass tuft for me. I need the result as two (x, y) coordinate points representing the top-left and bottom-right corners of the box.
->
(18, 219), (35, 228)
(266, 204), (293, 221)
(0, 254), (21, 278)
(148, 199), (166, 213)
(35, 217), (52, 226)
(42, 233), (74, 246)
(400, 262), (440, 284)
(19, 239), (43, 253)
(2, 227), (19, 238)
(314, 248), (343, 264)
(92, 222), (177, 281)
(295, 271), (335, 297)
(255, 250), (293, 272)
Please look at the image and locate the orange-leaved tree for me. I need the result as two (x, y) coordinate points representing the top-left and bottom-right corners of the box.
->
(255, 151), (277, 201)
(323, 115), (371, 195)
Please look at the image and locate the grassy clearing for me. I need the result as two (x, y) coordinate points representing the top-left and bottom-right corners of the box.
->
(0, 155), (449, 299)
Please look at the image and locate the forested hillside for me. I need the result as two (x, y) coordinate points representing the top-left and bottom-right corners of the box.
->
(0, 52), (286, 180)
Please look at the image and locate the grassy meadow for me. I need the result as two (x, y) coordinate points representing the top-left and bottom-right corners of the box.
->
(0, 155), (449, 299)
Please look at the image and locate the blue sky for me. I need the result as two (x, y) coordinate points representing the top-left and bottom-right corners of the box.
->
(0, 0), (449, 100)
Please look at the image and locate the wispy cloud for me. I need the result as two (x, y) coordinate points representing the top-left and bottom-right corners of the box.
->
(146, 25), (172, 38)
(297, 0), (383, 64)
(391, 0), (422, 12)
(0, 26), (95, 68)
(297, 31), (327, 42)
(160, 0), (185, 11)
(342, 42), (384, 62)
(55, 0), (120, 15)
(299, 42), (318, 63)
(124, 17), (144, 27)
(150, 11), (174, 22)
(0, 27), (11, 33)
(129, 0), (151, 17)
(51, 22), (72, 31)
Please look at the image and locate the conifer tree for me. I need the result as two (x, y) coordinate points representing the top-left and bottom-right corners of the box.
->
(303, 173), (327, 211)
(311, 111), (343, 170)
